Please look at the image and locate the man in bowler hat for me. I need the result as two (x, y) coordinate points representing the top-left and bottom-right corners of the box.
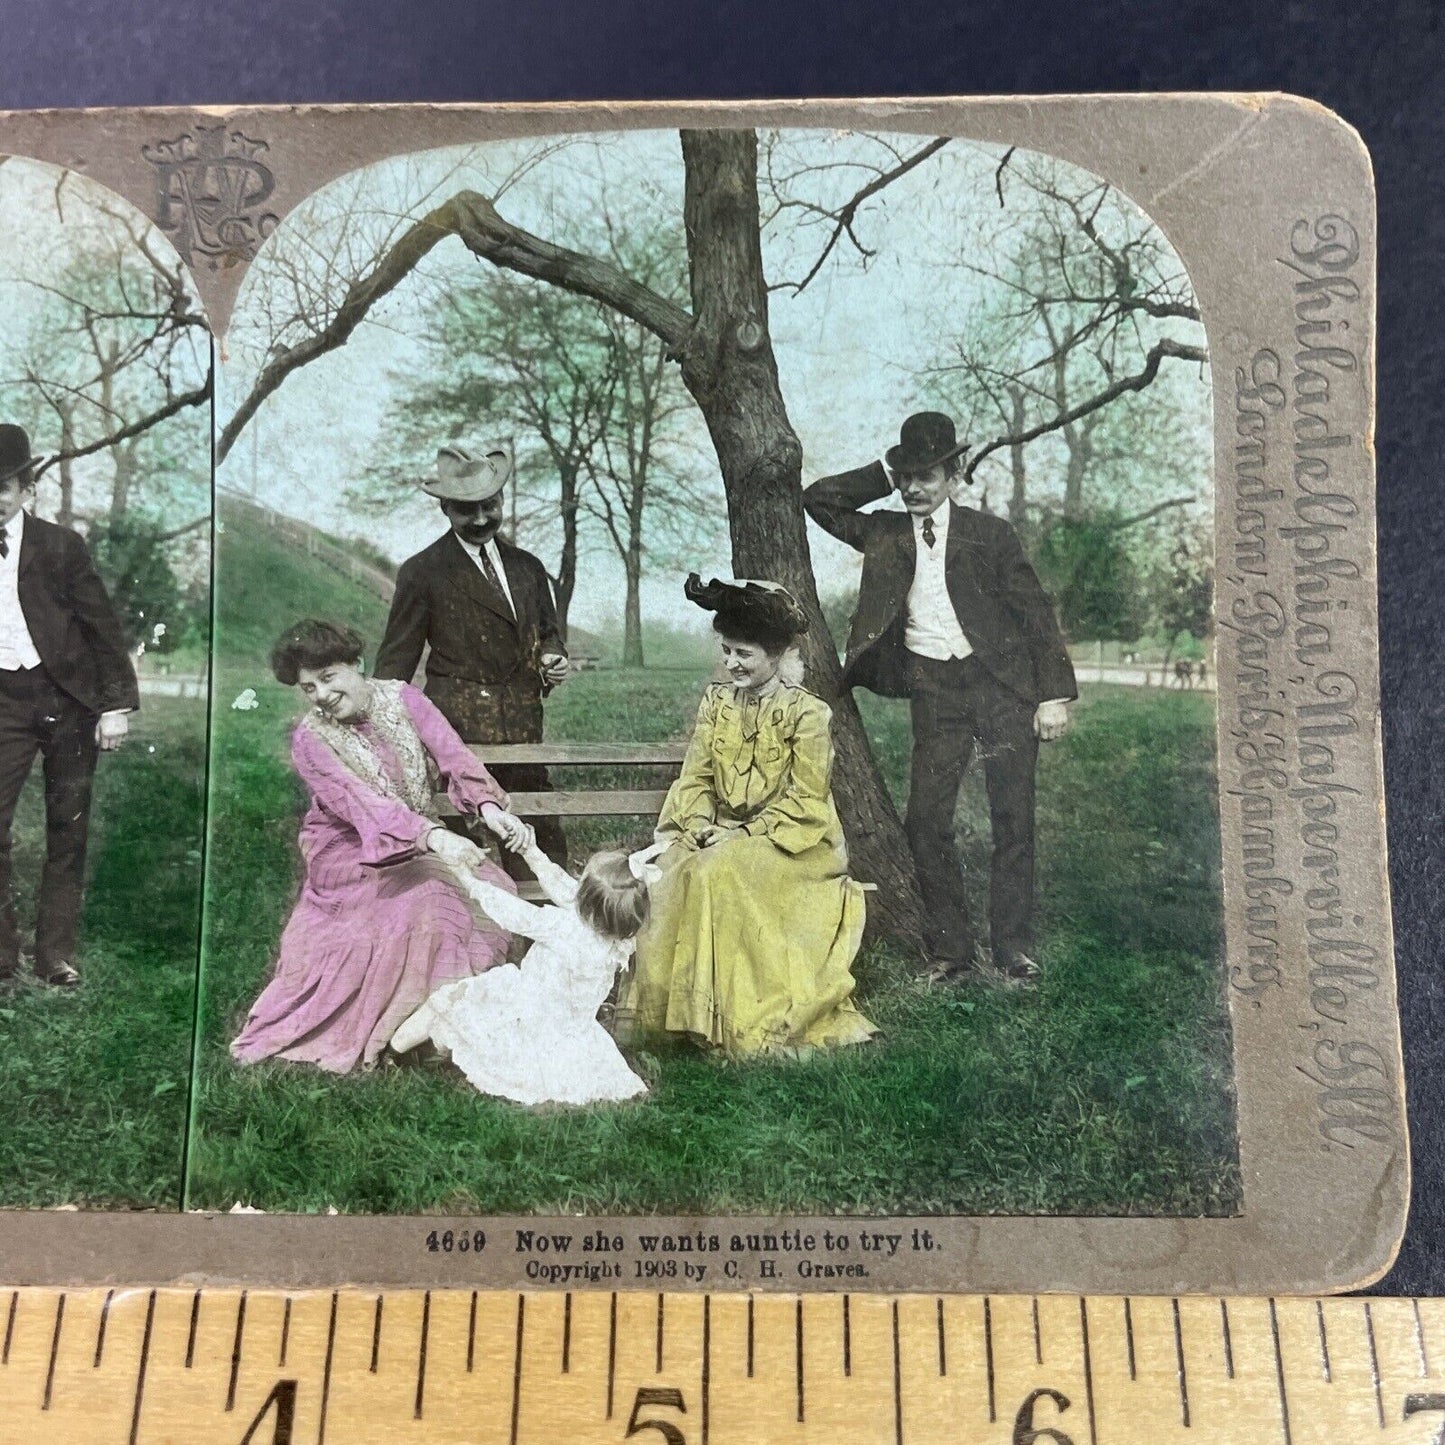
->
(804, 411), (1077, 986)
(374, 442), (571, 866)
(0, 424), (138, 987)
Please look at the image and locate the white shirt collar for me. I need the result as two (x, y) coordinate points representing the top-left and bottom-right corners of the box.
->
(911, 500), (950, 533)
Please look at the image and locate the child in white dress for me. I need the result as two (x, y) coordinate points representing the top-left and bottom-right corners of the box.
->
(390, 839), (651, 1106)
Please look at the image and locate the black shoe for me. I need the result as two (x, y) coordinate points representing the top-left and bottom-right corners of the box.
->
(997, 952), (1041, 989)
(35, 961), (81, 988)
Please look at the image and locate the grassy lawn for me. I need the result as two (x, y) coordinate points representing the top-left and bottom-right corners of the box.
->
(0, 695), (207, 1208)
(193, 533), (1239, 1215)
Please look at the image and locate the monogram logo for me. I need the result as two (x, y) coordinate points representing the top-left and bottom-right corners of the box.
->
(142, 124), (279, 269)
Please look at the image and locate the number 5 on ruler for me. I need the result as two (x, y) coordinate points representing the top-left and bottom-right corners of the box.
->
(625, 1386), (688, 1442)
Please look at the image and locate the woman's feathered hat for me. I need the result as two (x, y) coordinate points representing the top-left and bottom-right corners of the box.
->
(684, 573), (809, 644)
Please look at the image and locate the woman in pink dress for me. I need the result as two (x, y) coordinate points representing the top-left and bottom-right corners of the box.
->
(231, 619), (530, 1073)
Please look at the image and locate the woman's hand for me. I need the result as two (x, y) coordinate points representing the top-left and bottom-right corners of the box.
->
(480, 803), (533, 852)
(695, 823), (744, 849)
(426, 827), (485, 871)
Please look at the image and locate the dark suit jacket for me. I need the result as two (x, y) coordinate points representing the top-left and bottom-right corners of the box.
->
(18, 512), (139, 714)
(373, 532), (566, 742)
(804, 461), (1078, 705)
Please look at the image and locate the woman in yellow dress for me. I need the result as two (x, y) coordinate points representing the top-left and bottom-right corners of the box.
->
(620, 575), (877, 1056)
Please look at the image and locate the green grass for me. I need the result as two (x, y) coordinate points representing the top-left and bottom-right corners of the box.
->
(0, 696), (206, 1208)
(191, 505), (1238, 1216)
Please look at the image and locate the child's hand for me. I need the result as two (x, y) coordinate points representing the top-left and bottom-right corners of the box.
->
(427, 828), (485, 871)
(503, 821), (537, 855)
(481, 804), (531, 851)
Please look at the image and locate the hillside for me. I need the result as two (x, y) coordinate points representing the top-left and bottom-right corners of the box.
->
(217, 494), (392, 672)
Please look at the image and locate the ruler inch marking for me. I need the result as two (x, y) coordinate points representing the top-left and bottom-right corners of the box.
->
(1079, 1297), (1099, 1445)
(369, 1293), (383, 1373)
(414, 1289), (431, 1420)
(701, 1295), (711, 1445)
(843, 1294), (852, 1377)
(607, 1291), (617, 1417)
(42, 1293), (64, 1411)
(1270, 1298), (1294, 1445)
(94, 1287), (115, 1368)
(184, 1288), (200, 1370)
(279, 1295), (291, 1368)
(936, 1298), (946, 1376)
(892, 1299), (903, 1445)
(317, 1291), (338, 1445)
(1416, 1296), (1431, 1377)
(508, 1294), (524, 1445)
(126, 1290), (156, 1445)
(1171, 1297), (1190, 1429)
(1316, 1300), (1332, 1382)
(3, 1289), (16, 1365)
(1364, 1300), (1385, 1429)
(1032, 1296), (1042, 1365)
(468, 1290), (478, 1374)
(1221, 1298), (1235, 1380)
(984, 1296), (996, 1424)
(795, 1295), (805, 1423)
(561, 1291), (570, 1374)
(746, 1295), (754, 1378)
(1124, 1297), (1137, 1381)
(656, 1291), (664, 1374)
(226, 1289), (247, 1412)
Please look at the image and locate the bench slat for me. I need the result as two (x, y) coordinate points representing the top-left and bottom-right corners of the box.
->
(436, 789), (670, 818)
(467, 743), (687, 765)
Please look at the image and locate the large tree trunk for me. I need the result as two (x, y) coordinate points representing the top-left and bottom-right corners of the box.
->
(678, 129), (923, 946)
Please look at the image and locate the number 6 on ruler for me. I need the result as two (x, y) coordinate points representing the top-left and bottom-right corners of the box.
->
(624, 1386), (688, 1443)
(1013, 1386), (1074, 1445)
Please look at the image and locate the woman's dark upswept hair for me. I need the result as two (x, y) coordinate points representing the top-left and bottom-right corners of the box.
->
(271, 619), (367, 686)
(575, 850), (651, 942)
(684, 573), (809, 656)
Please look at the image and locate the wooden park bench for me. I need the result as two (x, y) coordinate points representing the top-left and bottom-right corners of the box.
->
(437, 741), (688, 901)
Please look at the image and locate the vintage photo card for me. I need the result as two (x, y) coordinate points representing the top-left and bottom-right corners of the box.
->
(0, 152), (211, 1209)
(0, 95), (1406, 1296)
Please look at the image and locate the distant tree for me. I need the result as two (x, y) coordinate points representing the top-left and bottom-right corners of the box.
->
(1036, 515), (1148, 648)
(1146, 527), (1214, 682)
(0, 199), (210, 527)
(928, 151), (1205, 535)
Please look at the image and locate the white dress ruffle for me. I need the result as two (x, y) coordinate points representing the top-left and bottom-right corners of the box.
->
(391, 845), (647, 1106)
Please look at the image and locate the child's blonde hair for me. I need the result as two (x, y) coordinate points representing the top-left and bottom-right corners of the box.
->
(575, 850), (651, 941)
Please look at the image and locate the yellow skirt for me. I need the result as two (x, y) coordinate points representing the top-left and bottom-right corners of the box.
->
(619, 834), (876, 1055)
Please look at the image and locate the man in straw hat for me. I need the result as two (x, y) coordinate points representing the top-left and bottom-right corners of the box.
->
(0, 424), (138, 989)
(375, 442), (570, 867)
(804, 411), (1077, 988)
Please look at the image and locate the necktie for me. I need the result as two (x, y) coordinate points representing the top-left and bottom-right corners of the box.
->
(0, 527), (10, 559)
(477, 544), (514, 617)
(921, 516), (936, 549)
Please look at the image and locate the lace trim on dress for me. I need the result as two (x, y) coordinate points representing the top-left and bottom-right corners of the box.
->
(300, 677), (436, 818)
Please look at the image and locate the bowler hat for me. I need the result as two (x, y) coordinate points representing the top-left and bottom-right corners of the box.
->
(884, 412), (969, 475)
(0, 424), (44, 487)
(420, 442), (514, 502)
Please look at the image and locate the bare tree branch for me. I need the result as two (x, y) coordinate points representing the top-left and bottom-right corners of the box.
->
(218, 190), (694, 462)
(772, 136), (951, 295)
(961, 337), (1206, 483)
(33, 376), (212, 476)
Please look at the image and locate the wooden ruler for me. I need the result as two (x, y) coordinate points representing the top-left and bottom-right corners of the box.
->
(2, 1288), (1445, 1442)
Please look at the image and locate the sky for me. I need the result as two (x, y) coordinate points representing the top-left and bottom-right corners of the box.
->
(211, 128), (1214, 642)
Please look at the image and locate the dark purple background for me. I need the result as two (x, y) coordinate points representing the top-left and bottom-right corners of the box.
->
(4, 0), (1441, 1294)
